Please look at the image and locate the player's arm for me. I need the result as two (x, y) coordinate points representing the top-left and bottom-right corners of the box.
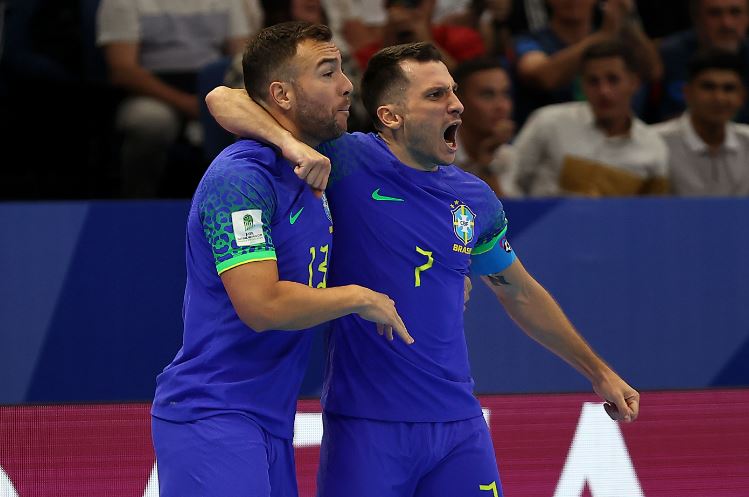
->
(221, 261), (412, 343)
(205, 86), (330, 192)
(103, 42), (199, 119)
(480, 259), (639, 422)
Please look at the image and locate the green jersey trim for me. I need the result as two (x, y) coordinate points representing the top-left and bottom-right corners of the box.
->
(472, 226), (507, 255)
(216, 250), (277, 275)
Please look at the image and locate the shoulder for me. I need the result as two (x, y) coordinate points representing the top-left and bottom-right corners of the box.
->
(199, 140), (281, 196)
(631, 119), (669, 163)
(515, 29), (552, 56)
(659, 30), (698, 70)
(319, 132), (379, 156)
(730, 123), (749, 149)
(529, 102), (582, 125)
(218, 139), (278, 163)
(445, 166), (500, 204)
(650, 116), (683, 139)
(731, 122), (749, 137)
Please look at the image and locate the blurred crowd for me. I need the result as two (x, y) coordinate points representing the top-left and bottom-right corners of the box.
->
(1, 0), (747, 199)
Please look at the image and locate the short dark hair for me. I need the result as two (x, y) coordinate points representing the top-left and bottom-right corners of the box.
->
(452, 57), (507, 90)
(580, 39), (638, 73)
(688, 48), (748, 81)
(242, 22), (332, 103)
(690, 0), (749, 18)
(361, 42), (443, 129)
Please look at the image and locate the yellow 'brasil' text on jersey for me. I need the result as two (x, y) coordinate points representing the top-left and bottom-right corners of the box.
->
(319, 133), (515, 423)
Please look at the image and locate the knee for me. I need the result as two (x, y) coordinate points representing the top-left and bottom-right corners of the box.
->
(116, 97), (181, 142)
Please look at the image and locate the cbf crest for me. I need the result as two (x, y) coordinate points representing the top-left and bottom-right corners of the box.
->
(451, 200), (475, 245)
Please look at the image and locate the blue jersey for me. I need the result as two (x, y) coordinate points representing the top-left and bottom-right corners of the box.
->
(152, 139), (333, 439)
(319, 133), (515, 422)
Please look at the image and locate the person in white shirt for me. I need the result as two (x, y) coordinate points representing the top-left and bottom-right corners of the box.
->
(453, 57), (522, 197)
(514, 39), (669, 197)
(653, 49), (749, 196)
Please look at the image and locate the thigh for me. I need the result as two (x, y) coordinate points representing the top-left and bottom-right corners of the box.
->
(152, 414), (274, 497)
(415, 417), (504, 497)
(316, 413), (417, 497)
(267, 435), (299, 497)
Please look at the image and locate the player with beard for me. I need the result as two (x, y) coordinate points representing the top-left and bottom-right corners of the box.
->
(150, 22), (412, 497)
(207, 42), (639, 497)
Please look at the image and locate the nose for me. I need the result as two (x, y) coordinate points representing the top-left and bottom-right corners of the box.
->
(342, 73), (353, 96)
(448, 91), (464, 115)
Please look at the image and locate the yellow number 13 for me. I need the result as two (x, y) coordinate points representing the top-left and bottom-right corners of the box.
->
(308, 244), (329, 288)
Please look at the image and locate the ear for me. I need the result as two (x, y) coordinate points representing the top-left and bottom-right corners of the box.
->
(377, 104), (403, 130)
(269, 81), (293, 111)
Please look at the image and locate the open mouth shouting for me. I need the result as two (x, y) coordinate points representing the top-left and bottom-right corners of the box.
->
(443, 121), (461, 152)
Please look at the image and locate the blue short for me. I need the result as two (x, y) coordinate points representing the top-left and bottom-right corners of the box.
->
(152, 413), (298, 497)
(316, 413), (503, 497)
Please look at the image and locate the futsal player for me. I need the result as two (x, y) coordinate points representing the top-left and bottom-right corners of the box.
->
(150, 23), (411, 497)
(207, 41), (640, 497)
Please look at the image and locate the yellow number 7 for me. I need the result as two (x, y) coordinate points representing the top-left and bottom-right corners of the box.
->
(414, 246), (433, 287)
(479, 481), (499, 497)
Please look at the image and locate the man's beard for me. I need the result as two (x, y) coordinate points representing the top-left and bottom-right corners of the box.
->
(294, 85), (346, 143)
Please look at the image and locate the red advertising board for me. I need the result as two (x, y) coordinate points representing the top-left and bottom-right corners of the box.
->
(1, 390), (747, 497)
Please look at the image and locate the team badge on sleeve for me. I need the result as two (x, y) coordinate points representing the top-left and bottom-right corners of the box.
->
(231, 209), (265, 246)
(451, 202), (476, 245)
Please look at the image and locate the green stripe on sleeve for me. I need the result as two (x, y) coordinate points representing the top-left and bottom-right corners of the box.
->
(472, 226), (507, 255)
(216, 250), (277, 275)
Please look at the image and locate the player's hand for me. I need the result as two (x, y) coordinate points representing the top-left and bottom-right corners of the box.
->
(355, 288), (414, 344)
(464, 276), (472, 311)
(281, 137), (331, 197)
(593, 371), (640, 423)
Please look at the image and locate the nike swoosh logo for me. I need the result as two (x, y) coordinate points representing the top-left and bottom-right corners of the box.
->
(371, 188), (404, 202)
(289, 207), (304, 224)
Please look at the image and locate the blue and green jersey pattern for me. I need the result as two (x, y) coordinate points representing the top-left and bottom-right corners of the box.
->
(152, 139), (332, 439)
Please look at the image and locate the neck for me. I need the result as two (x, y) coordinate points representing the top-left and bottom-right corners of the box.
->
(690, 114), (726, 149)
(378, 132), (438, 172)
(272, 111), (319, 148)
(550, 16), (592, 45)
(596, 114), (632, 137)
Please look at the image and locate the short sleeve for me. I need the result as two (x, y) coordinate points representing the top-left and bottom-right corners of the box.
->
(470, 195), (516, 275)
(96, 0), (139, 45)
(197, 165), (278, 275)
(228, 0), (252, 38)
(514, 34), (542, 59)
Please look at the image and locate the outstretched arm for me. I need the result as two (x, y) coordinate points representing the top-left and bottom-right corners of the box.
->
(205, 86), (331, 192)
(223, 260), (413, 344)
(482, 258), (639, 422)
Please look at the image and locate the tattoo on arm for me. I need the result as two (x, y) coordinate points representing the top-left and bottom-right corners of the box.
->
(487, 273), (511, 286)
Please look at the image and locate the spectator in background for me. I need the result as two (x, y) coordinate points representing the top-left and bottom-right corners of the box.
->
(513, 0), (661, 126)
(325, 0), (473, 56)
(96, 0), (250, 197)
(441, 0), (515, 60)
(353, 0), (485, 72)
(654, 50), (749, 196)
(515, 39), (669, 197)
(453, 58), (521, 197)
(655, 0), (749, 124)
(443, 0), (550, 60)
